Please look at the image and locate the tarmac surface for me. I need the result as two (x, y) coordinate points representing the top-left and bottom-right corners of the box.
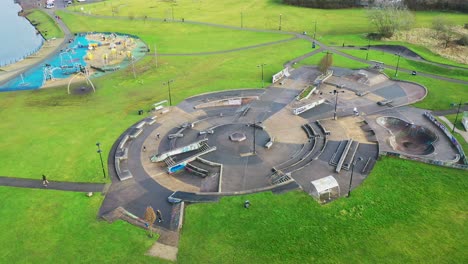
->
(107, 66), (434, 226)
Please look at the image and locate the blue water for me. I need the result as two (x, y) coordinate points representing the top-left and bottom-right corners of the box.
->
(0, 36), (98, 92)
(0, 1), (44, 67)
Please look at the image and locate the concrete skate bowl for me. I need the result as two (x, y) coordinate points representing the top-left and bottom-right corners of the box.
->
(376, 116), (438, 156)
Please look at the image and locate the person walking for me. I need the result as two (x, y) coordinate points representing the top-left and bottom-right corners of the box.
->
(143, 146), (146, 152)
(156, 133), (160, 140)
(42, 174), (49, 187)
(156, 209), (163, 223)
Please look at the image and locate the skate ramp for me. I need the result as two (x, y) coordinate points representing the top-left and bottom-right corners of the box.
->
(377, 116), (438, 155)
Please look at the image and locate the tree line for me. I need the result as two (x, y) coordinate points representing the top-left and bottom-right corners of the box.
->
(282, 0), (467, 12)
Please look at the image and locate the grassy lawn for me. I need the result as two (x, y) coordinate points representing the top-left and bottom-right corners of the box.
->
(296, 52), (370, 69)
(445, 113), (468, 131)
(179, 157), (468, 263)
(0, 187), (164, 263)
(2, 2), (468, 263)
(382, 69), (468, 111)
(57, 11), (293, 54)
(0, 38), (311, 182)
(321, 34), (468, 68)
(71, 0), (467, 34)
(339, 49), (468, 81)
(25, 9), (64, 39)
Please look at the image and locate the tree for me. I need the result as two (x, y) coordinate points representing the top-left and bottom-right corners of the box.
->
(319, 52), (333, 74)
(432, 16), (455, 48)
(367, 2), (414, 38)
(144, 206), (157, 237)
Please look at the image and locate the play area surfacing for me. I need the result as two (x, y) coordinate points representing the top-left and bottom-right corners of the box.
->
(0, 32), (146, 92)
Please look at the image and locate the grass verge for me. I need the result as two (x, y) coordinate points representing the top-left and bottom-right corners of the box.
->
(25, 9), (64, 39)
(179, 157), (468, 263)
(0, 187), (164, 263)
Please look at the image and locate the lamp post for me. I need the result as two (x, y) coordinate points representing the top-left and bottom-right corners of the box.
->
(257, 63), (266, 88)
(330, 89), (345, 120)
(250, 120), (262, 155)
(394, 53), (401, 77)
(451, 100), (464, 133)
(171, 6), (174, 21)
(96, 142), (106, 178)
(279, 14), (282, 31)
(366, 38), (370, 60)
(163, 80), (174, 106)
(241, 11), (243, 28)
(313, 20), (317, 40)
(347, 156), (363, 197)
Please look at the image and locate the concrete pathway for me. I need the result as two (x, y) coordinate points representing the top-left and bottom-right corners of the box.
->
(0, 176), (106, 192)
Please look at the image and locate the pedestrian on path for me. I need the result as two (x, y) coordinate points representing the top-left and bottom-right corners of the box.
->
(156, 209), (164, 223)
(143, 146), (146, 152)
(156, 133), (160, 140)
(42, 174), (49, 187)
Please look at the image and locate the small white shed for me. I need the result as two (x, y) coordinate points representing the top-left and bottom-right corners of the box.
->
(310, 175), (340, 203)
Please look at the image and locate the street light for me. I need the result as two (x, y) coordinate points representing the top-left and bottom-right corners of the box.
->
(171, 5), (174, 21)
(163, 80), (174, 106)
(366, 38), (370, 60)
(96, 142), (106, 178)
(347, 156), (363, 198)
(241, 11), (243, 28)
(257, 63), (266, 88)
(250, 120), (262, 155)
(330, 89), (345, 120)
(394, 53), (401, 77)
(313, 20), (317, 40)
(279, 14), (282, 31)
(450, 100), (464, 133)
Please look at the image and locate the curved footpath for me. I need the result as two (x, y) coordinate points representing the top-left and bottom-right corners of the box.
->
(0, 176), (105, 192)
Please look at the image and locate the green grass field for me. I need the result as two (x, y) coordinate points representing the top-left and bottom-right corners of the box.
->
(321, 34), (468, 68)
(25, 10), (64, 39)
(339, 49), (468, 81)
(179, 157), (468, 263)
(296, 52), (370, 69)
(71, 0), (468, 34)
(1, 1), (468, 263)
(57, 11), (293, 54)
(381, 69), (468, 111)
(0, 38), (311, 182)
(0, 187), (164, 263)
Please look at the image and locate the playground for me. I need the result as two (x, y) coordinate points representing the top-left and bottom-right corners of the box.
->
(0, 32), (146, 92)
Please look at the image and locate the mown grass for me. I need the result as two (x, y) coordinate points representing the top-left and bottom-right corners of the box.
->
(0, 38), (311, 182)
(25, 9), (64, 39)
(71, 0), (467, 34)
(321, 34), (468, 68)
(446, 113), (468, 131)
(383, 69), (468, 111)
(339, 49), (468, 81)
(296, 52), (370, 69)
(57, 11), (292, 54)
(179, 157), (468, 263)
(0, 187), (166, 263)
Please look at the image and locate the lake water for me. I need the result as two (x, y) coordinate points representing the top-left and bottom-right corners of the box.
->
(0, 1), (44, 67)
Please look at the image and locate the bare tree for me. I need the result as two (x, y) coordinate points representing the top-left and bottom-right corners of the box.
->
(144, 206), (157, 237)
(432, 16), (455, 48)
(319, 52), (333, 74)
(367, 2), (414, 38)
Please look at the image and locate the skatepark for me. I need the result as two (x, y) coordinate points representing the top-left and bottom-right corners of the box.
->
(102, 65), (466, 228)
